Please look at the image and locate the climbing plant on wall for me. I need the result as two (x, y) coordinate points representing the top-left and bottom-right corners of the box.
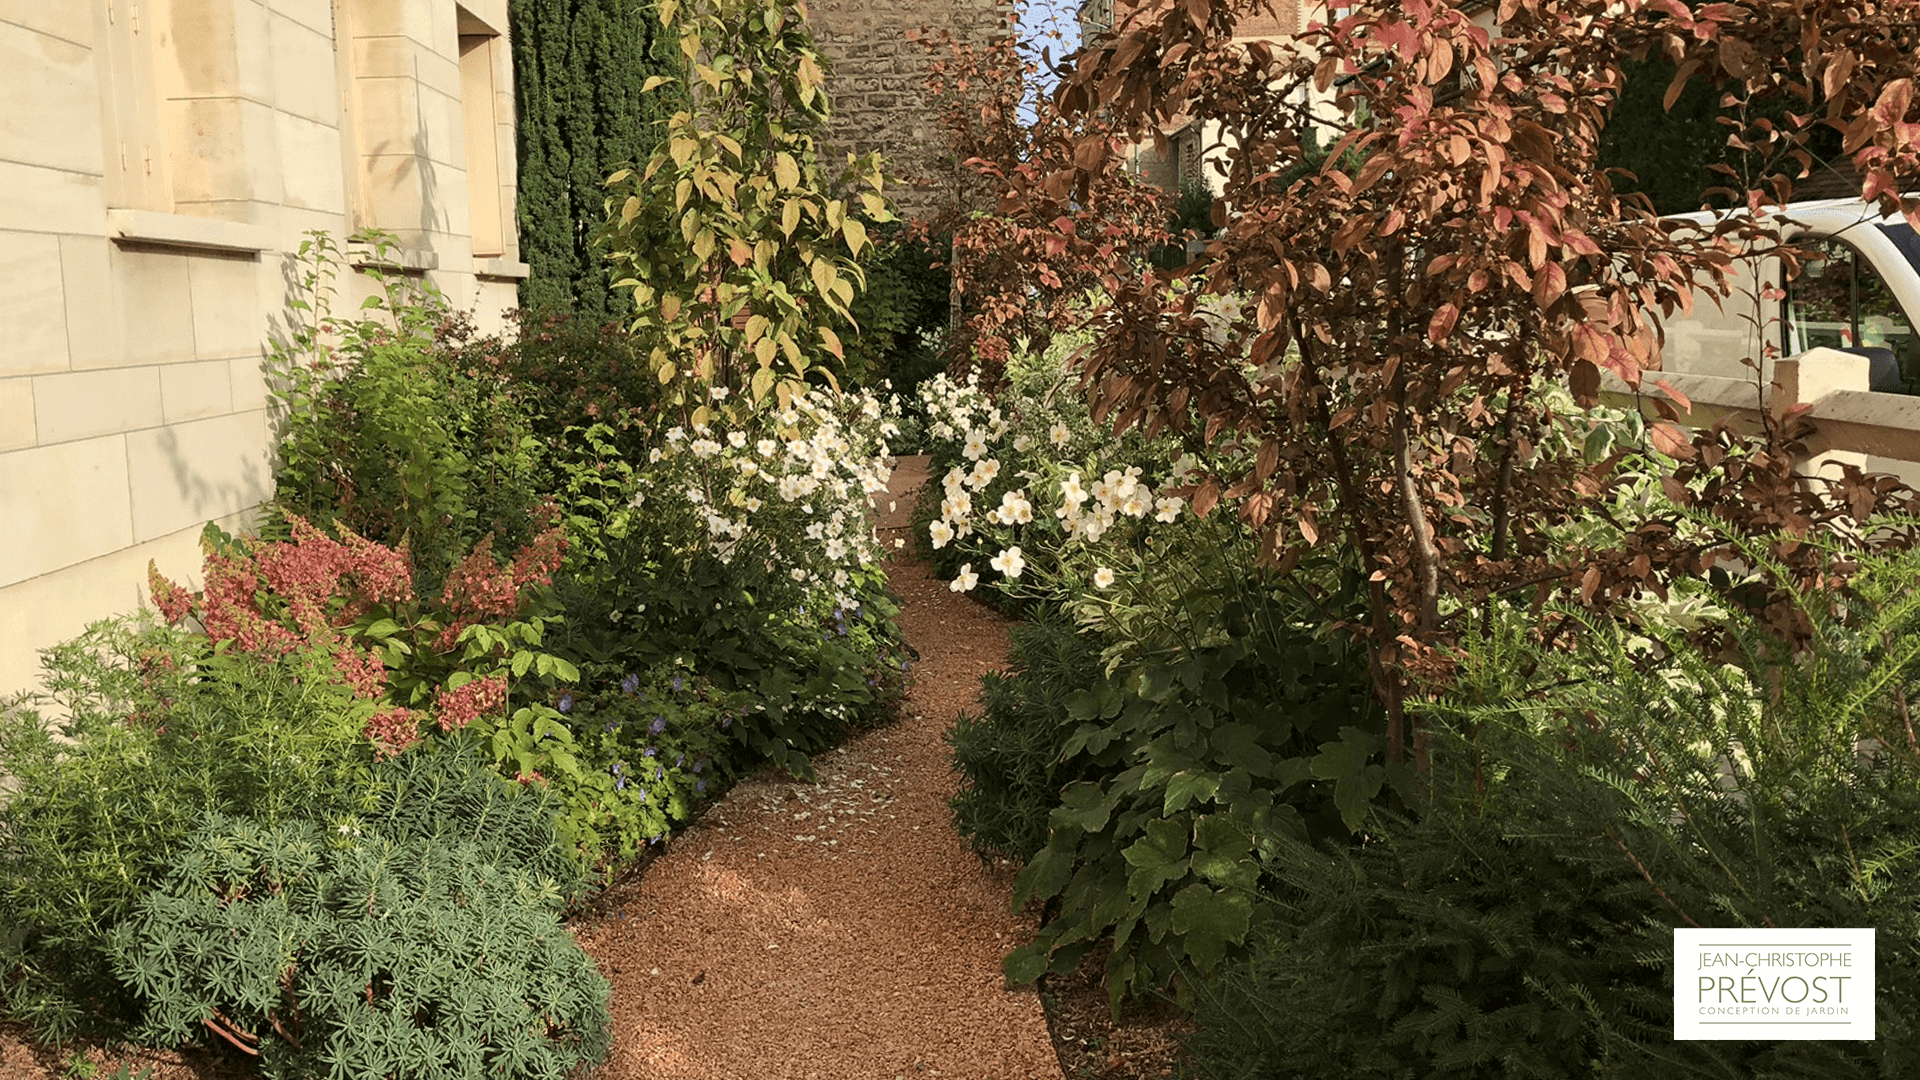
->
(512, 0), (686, 316)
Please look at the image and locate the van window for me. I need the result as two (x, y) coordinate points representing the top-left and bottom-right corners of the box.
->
(1783, 235), (1920, 393)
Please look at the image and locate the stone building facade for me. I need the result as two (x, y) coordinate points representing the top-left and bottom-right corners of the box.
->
(1, 0), (527, 697)
(808, 0), (1010, 222)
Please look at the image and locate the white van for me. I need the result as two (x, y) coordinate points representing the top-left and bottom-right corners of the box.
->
(1658, 199), (1920, 393)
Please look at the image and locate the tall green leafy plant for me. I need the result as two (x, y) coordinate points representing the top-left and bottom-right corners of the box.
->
(600, 0), (893, 417)
(267, 231), (533, 586)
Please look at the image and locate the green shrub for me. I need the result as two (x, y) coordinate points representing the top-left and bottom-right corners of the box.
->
(948, 607), (1107, 863)
(1004, 589), (1382, 1010)
(0, 617), (375, 1043)
(267, 231), (547, 589)
(110, 814), (610, 1080)
(1185, 544), (1920, 1078)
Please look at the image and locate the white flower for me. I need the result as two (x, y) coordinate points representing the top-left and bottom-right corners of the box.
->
(989, 546), (1025, 578)
(744, 496), (763, 512)
(969, 458), (1000, 488)
(758, 438), (778, 457)
(962, 430), (988, 461)
(942, 492), (972, 519)
(728, 430), (748, 449)
(791, 567), (809, 582)
(1012, 433), (1033, 452)
(1154, 496), (1183, 522)
(711, 385), (730, 401)
(1093, 567), (1116, 589)
(737, 460), (760, 477)
(1059, 473), (1088, 508)
(691, 438), (722, 458)
(995, 490), (1034, 525)
(1049, 423), (1071, 447)
(826, 538), (849, 560)
(950, 564), (979, 592)
(667, 426), (686, 443)
(929, 520), (955, 549)
(1120, 494), (1148, 518)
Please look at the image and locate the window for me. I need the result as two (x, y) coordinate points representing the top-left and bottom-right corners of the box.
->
(458, 9), (509, 260)
(1784, 235), (1920, 393)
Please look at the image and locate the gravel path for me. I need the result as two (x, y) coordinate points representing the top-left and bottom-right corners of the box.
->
(572, 454), (1064, 1080)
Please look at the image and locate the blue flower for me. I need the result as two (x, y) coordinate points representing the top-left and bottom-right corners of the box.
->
(644, 746), (658, 758)
(721, 715), (732, 729)
(556, 693), (573, 713)
(654, 764), (665, 780)
(692, 760), (704, 774)
(650, 716), (667, 735)
(675, 752), (686, 767)
(611, 761), (627, 791)
(621, 673), (640, 694)
(695, 779), (707, 795)
(672, 675), (683, 692)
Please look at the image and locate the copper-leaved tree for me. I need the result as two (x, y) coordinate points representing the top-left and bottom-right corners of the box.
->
(1002, 0), (1920, 766)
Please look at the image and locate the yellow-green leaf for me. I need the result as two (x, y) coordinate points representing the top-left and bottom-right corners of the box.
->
(715, 133), (742, 161)
(844, 219), (868, 258)
(691, 405), (710, 428)
(755, 336), (777, 365)
(779, 332), (800, 366)
(660, 295), (682, 322)
(744, 313), (770, 343)
(860, 191), (887, 217)
(781, 199), (801, 238)
(692, 229), (714, 261)
(642, 75), (675, 93)
(826, 200), (845, 230)
(774, 153), (800, 191)
(607, 168), (633, 186)
(751, 366), (775, 400)
(657, 360), (677, 384)
(811, 258), (836, 299)
(819, 325), (844, 359)
(831, 278), (854, 309)
(670, 137), (697, 167)
(675, 177), (692, 210)
(621, 195), (641, 224)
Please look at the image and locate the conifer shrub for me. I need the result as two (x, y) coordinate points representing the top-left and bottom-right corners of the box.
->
(110, 814), (611, 1080)
(948, 607), (1107, 863)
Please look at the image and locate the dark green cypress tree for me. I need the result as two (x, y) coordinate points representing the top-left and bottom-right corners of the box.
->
(511, 0), (683, 315)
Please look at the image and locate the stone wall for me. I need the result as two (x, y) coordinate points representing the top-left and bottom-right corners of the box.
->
(0, 0), (527, 698)
(808, 0), (1010, 223)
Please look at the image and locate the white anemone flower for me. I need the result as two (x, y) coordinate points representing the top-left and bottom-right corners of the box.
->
(962, 430), (989, 461)
(950, 564), (980, 592)
(989, 546), (1026, 578)
(929, 520), (955, 549)
(1093, 567), (1116, 589)
(1049, 423), (1071, 447)
(970, 458), (1001, 488)
(1154, 496), (1184, 522)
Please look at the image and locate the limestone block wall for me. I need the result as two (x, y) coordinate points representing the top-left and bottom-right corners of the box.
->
(0, 0), (528, 698)
(808, 0), (1010, 223)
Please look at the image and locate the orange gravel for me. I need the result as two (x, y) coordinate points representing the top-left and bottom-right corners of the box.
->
(572, 455), (1064, 1080)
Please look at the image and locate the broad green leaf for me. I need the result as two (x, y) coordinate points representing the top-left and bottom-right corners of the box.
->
(1003, 942), (1050, 985)
(363, 618), (401, 639)
(621, 195), (641, 224)
(1013, 842), (1074, 908)
(1122, 817), (1189, 901)
(744, 313), (770, 343)
(1163, 771), (1220, 814)
(1051, 781), (1119, 834)
(750, 366), (775, 401)
(1168, 883), (1252, 971)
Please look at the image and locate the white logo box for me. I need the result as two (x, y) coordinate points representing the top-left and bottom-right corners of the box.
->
(1674, 928), (1875, 1040)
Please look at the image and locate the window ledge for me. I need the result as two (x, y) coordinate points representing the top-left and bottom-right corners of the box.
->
(350, 247), (440, 273)
(476, 257), (530, 280)
(106, 209), (271, 255)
